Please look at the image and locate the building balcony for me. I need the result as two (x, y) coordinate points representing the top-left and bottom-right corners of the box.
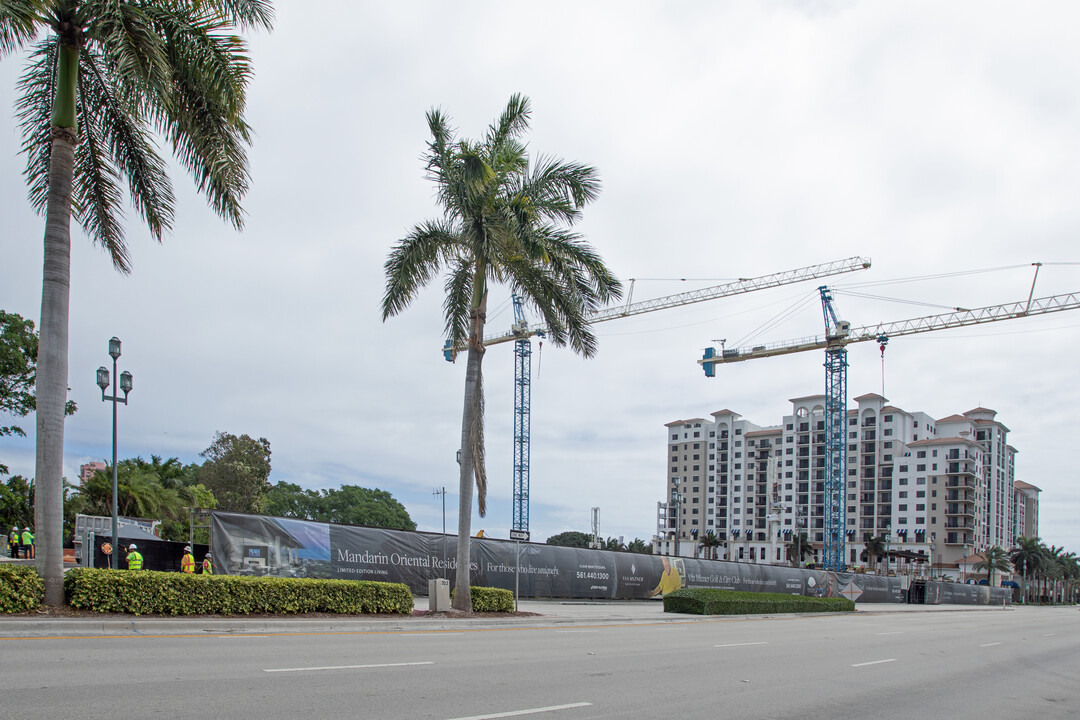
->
(945, 477), (976, 489)
(945, 519), (974, 529)
(946, 503), (975, 517)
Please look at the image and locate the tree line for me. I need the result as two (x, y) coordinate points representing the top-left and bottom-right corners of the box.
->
(1, 430), (413, 546)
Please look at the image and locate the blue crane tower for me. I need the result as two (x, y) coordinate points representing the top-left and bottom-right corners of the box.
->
(819, 286), (849, 571)
(511, 295), (542, 533)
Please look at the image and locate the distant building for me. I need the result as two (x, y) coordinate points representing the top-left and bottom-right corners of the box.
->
(79, 462), (107, 483)
(1013, 480), (1041, 541)
(657, 395), (1034, 576)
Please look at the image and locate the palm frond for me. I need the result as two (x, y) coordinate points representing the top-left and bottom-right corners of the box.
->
(441, 257), (473, 352)
(15, 35), (57, 214)
(78, 47), (175, 262)
(485, 93), (530, 149)
(151, 6), (256, 229)
(207, 0), (275, 31)
(470, 367), (486, 516)
(0, 0), (42, 55)
(81, 0), (169, 93)
(382, 220), (459, 319)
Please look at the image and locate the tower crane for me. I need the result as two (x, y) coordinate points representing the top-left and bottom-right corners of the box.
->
(699, 283), (1080, 571)
(444, 256), (874, 535)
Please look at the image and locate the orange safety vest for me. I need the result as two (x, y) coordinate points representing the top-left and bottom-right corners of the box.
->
(181, 553), (195, 573)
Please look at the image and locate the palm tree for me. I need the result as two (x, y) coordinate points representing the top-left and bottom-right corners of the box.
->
(698, 531), (721, 560)
(1010, 536), (1043, 603)
(1058, 552), (1079, 604)
(788, 533), (814, 567)
(2, 0), (273, 605)
(973, 545), (1012, 586)
(862, 532), (887, 573)
(382, 95), (621, 610)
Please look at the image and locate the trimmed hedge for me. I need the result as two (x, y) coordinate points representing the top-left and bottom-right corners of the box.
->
(663, 587), (855, 615)
(450, 586), (515, 612)
(64, 568), (413, 616)
(0, 565), (44, 613)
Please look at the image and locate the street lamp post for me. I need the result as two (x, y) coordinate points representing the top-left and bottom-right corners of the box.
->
(884, 525), (891, 577)
(670, 477), (682, 557)
(97, 337), (132, 570)
(929, 533), (936, 581)
(432, 486), (446, 578)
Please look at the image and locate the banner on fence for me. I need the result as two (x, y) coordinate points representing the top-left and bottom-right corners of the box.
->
(209, 511), (1007, 605)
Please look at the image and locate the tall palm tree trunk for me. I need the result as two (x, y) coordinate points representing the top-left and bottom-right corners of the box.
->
(34, 42), (79, 606)
(453, 282), (488, 612)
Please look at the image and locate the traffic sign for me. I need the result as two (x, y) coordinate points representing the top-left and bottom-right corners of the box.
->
(509, 529), (530, 541)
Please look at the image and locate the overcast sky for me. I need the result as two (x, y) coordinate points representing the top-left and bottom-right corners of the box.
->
(3, 1), (1080, 553)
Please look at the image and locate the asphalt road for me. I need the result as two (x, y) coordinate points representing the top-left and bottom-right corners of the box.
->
(1, 605), (1076, 719)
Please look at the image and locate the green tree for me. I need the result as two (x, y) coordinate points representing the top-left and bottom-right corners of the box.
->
(2, 0), (273, 605)
(0, 310), (75, 475)
(788, 532), (814, 567)
(546, 531), (593, 549)
(602, 537), (626, 552)
(973, 545), (1012, 587)
(382, 96), (621, 610)
(264, 481), (324, 520)
(0, 475), (34, 530)
(697, 530), (722, 560)
(861, 533), (887, 573)
(320, 486), (415, 530)
(197, 432), (271, 513)
(1010, 535), (1044, 603)
(626, 538), (654, 555)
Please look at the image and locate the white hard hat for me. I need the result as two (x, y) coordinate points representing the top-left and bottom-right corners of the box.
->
(205, 553), (212, 558)
(184, 545), (192, 552)
(129, 544), (137, 550)
(24, 526), (29, 531)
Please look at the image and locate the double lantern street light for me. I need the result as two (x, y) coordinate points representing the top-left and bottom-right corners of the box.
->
(97, 337), (133, 570)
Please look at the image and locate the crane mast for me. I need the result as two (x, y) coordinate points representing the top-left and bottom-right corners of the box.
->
(820, 287), (849, 571)
(699, 284), (1080, 571)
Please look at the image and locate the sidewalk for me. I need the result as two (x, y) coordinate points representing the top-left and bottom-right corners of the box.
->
(0, 597), (1013, 639)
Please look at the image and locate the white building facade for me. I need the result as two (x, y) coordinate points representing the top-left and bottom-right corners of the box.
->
(657, 395), (1036, 577)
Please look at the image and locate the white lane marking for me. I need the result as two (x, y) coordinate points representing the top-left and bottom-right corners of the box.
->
(264, 661), (433, 673)
(980, 642), (1002, 647)
(446, 702), (593, 720)
(1042, 633), (1056, 637)
(216, 634), (270, 638)
(852, 659), (896, 667)
(715, 642), (768, 648)
(876, 631), (903, 636)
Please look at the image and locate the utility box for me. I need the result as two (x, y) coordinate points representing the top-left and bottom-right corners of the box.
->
(429, 578), (451, 612)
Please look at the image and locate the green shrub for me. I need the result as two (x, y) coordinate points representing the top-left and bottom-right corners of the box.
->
(449, 586), (515, 612)
(470, 586), (514, 612)
(64, 568), (413, 616)
(0, 565), (44, 613)
(663, 588), (855, 615)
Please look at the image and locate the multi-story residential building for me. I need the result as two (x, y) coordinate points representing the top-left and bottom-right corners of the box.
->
(79, 461), (107, 483)
(657, 395), (1032, 575)
(1013, 480), (1041, 541)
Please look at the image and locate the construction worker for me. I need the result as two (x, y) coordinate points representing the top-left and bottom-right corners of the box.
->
(126, 544), (143, 571)
(8, 526), (19, 559)
(202, 553), (214, 575)
(21, 527), (34, 559)
(180, 545), (195, 573)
